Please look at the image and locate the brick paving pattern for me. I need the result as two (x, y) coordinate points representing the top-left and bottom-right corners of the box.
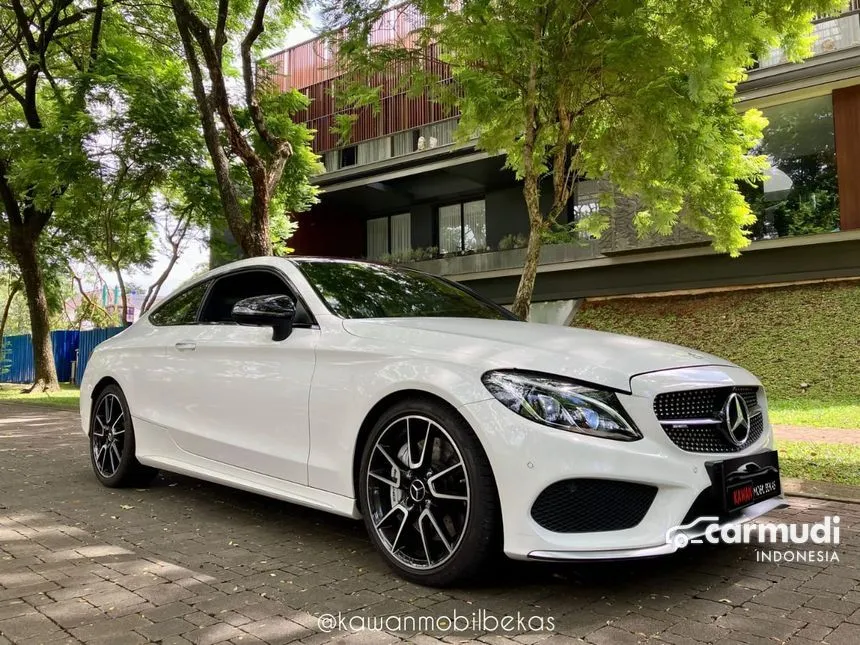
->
(0, 402), (858, 644)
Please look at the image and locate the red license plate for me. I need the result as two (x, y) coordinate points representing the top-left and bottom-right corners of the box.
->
(709, 450), (781, 513)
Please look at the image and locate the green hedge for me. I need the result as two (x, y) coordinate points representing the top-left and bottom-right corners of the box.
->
(573, 280), (860, 401)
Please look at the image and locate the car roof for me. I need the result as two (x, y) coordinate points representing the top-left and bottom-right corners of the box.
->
(288, 256), (386, 267)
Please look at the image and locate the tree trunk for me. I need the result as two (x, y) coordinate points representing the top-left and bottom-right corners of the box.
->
(172, 0), (290, 260)
(0, 282), (20, 350)
(113, 265), (128, 325)
(9, 235), (59, 392)
(245, 199), (272, 256)
(142, 254), (178, 313)
(511, 174), (544, 320)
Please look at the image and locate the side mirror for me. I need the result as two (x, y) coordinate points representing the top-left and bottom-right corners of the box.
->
(231, 294), (297, 341)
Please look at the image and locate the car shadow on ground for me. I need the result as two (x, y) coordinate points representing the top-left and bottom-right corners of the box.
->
(133, 468), (752, 595)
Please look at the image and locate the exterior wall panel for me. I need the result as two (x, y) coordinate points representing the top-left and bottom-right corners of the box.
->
(485, 186), (530, 249)
(290, 207), (364, 258)
(411, 204), (435, 249)
(833, 84), (860, 230)
(466, 237), (860, 304)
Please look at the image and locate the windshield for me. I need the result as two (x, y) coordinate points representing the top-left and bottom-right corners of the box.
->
(296, 261), (517, 321)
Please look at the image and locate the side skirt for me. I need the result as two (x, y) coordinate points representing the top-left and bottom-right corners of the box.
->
(137, 456), (360, 520)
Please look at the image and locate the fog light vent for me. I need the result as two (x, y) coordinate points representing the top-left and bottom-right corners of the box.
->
(530, 479), (657, 533)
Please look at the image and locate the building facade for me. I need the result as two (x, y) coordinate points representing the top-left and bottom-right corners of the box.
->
(264, 4), (860, 304)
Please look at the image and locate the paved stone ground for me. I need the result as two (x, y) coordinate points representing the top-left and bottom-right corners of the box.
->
(0, 403), (858, 645)
(774, 426), (860, 445)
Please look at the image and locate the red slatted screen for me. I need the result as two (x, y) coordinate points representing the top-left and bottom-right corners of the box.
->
(263, 6), (457, 153)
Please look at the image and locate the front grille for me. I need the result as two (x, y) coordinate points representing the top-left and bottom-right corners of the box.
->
(654, 386), (759, 420)
(654, 386), (764, 453)
(663, 414), (764, 453)
(531, 479), (657, 533)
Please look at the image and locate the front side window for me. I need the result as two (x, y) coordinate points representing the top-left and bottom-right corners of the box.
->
(741, 95), (839, 240)
(297, 260), (516, 321)
(438, 199), (486, 254)
(149, 281), (210, 326)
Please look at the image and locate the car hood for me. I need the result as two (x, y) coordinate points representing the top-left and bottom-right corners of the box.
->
(341, 317), (734, 393)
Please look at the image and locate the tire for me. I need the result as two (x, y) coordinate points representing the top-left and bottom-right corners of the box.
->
(89, 384), (158, 488)
(358, 398), (499, 586)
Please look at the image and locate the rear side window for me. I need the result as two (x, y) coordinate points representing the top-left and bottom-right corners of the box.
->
(149, 281), (210, 326)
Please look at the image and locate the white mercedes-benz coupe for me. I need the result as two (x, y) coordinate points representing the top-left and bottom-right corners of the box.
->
(81, 257), (785, 586)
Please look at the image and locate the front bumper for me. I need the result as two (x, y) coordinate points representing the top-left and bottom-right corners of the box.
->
(457, 365), (784, 560)
(527, 496), (788, 560)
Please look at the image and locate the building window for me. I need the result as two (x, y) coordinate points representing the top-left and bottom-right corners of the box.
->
(393, 130), (420, 156)
(341, 145), (357, 167)
(357, 136), (393, 165)
(741, 95), (839, 240)
(323, 151), (340, 172)
(366, 213), (411, 259)
(438, 199), (486, 254)
(573, 180), (601, 221)
(419, 119), (457, 150)
(390, 213), (411, 255)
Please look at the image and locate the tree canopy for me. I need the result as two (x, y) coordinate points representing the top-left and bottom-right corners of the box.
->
(323, 0), (843, 317)
(169, 0), (321, 257)
(1, 0), (321, 389)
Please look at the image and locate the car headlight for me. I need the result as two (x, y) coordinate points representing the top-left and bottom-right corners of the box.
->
(481, 370), (642, 441)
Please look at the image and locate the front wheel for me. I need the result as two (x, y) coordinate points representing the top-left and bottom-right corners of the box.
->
(90, 384), (157, 488)
(359, 399), (499, 586)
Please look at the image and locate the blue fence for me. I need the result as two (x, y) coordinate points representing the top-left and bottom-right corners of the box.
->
(0, 327), (123, 385)
(1, 334), (37, 383)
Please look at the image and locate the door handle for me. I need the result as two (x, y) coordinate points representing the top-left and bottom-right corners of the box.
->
(174, 341), (197, 352)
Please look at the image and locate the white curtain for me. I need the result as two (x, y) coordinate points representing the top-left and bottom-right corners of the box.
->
(323, 151), (340, 172)
(366, 217), (389, 259)
(462, 200), (486, 250)
(420, 119), (457, 147)
(357, 137), (392, 165)
(390, 213), (411, 255)
(438, 204), (462, 254)
(392, 131), (415, 157)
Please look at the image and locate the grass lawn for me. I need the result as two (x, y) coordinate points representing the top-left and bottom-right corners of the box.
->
(777, 440), (860, 486)
(0, 383), (80, 410)
(769, 397), (860, 429)
(575, 280), (860, 429)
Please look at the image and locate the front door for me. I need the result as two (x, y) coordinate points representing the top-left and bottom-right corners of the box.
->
(166, 268), (317, 485)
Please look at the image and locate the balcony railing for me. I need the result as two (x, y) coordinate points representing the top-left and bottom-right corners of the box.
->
(755, 2), (860, 69)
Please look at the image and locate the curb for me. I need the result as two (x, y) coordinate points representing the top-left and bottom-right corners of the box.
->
(783, 477), (860, 505)
(0, 400), (79, 414)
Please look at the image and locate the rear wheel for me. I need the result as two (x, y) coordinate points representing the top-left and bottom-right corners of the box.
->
(359, 398), (499, 586)
(90, 384), (157, 488)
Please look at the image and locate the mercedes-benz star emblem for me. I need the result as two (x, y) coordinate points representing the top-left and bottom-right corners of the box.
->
(722, 392), (751, 446)
(409, 480), (426, 502)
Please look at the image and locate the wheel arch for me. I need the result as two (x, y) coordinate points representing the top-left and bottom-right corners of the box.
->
(91, 376), (121, 401)
(85, 376), (121, 434)
(351, 389), (500, 517)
